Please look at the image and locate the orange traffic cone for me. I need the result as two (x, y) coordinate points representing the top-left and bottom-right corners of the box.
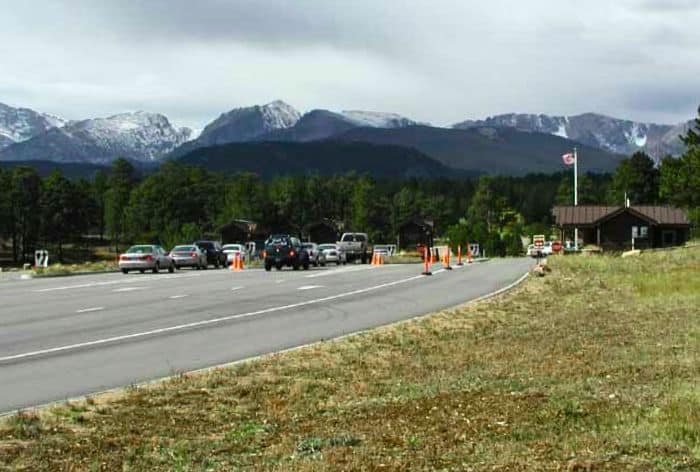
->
(444, 247), (452, 270)
(422, 246), (432, 276)
(230, 252), (243, 271)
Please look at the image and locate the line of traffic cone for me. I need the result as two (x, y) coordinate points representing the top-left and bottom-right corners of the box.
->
(230, 252), (244, 271)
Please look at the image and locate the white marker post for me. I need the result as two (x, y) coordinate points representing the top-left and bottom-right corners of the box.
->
(573, 147), (579, 251)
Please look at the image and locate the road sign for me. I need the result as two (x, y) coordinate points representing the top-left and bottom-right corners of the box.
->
(34, 249), (49, 268)
(469, 243), (480, 257)
(533, 235), (545, 248)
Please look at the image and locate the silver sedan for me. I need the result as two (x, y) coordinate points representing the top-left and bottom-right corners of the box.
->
(318, 243), (346, 265)
(170, 245), (207, 269)
(119, 245), (175, 274)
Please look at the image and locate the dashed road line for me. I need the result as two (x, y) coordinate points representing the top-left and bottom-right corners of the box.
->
(168, 295), (189, 300)
(75, 307), (104, 314)
(297, 285), (323, 291)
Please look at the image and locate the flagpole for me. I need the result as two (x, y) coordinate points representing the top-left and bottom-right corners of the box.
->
(574, 147), (578, 250)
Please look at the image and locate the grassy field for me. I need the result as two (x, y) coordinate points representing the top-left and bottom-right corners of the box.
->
(1, 248), (699, 470)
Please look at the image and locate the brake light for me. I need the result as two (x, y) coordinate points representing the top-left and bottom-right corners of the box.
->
(290, 250), (295, 257)
(119, 255), (126, 261)
(190, 252), (196, 257)
(262, 250), (267, 258)
(140, 255), (153, 261)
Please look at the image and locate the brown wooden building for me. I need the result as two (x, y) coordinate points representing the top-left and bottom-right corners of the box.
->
(397, 218), (434, 250)
(552, 205), (690, 250)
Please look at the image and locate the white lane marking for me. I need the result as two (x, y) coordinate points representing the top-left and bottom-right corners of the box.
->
(297, 285), (323, 291)
(1, 273), (426, 363)
(231, 286), (243, 291)
(168, 295), (189, 299)
(305, 265), (375, 278)
(275, 279), (285, 284)
(113, 287), (146, 293)
(34, 273), (203, 293)
(76, 307), (104, 314)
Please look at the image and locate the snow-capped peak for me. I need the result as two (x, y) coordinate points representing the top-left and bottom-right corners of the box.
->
(0, 102), (66, 147)
(259, 100), (301, 129)
(341, 110), (418, 128)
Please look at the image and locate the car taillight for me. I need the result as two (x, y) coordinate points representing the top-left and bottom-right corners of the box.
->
(262, 250), (267, 258)
(140, 255), (153, 261)
(119, 255), (126, 261)
(290, 250), (295, 257)
(190, 252), (196, 257)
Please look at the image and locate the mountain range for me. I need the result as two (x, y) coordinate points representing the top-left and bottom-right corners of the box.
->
(0, 100), (693, 177)
(453, 113), (690, 159)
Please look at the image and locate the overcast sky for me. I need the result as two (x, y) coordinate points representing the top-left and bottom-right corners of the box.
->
(1, 0), (699, 129)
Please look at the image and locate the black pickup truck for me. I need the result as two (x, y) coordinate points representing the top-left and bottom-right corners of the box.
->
(263, 234), (310, 271)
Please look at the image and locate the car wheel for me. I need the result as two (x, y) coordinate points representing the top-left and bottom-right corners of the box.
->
(320, 262), (326, 267)
(275, 264), (282, 271)
(168, 264), (175, 273)
(303, 262), (310, 270)
(121, 269), (128, 274)
(139, 269), (145, 274)
(152, 262), (160, 274)
(264, 263), (272, 272)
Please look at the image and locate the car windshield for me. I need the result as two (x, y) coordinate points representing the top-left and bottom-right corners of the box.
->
(126, 245), (153, 254)
(173, 245), (195, 252)
(341, 234), (353, 242)
(318, 244), (336, 250)
(302, 244), (314, 249)
(195, 241), (214, 249)
(223, 245), (241, 251)
(267, 237), (289, 246)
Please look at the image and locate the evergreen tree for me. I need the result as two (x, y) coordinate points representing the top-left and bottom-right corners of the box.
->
(660, 105), (700, 229)
(609, 152), (659, 204)
(9, 167), (42, 262)
(104, 158), (136, 252)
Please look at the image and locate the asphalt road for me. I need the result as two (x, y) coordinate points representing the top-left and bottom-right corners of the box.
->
(0, 258), (532, 413)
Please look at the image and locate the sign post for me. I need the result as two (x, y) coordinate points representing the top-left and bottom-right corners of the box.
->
(34, 249), (49, 269)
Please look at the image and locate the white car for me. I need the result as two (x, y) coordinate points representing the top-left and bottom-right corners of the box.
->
(222, 244), (249, 266)
(541, 241), (553, 255)
(318, 243), (347, 265)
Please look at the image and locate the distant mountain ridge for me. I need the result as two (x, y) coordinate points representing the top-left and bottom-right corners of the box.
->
(337, 125), (623, 176)
(176, 140), (458, 179)
(453, 112), (690, 159)
(0, 111), (191, 164)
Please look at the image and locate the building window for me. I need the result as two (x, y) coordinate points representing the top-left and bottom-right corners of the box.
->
(633, 226), (648, 239)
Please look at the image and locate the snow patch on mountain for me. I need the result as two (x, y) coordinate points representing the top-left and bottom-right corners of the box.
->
(554, 123), (568, 139)
(340, 110), (418, 128)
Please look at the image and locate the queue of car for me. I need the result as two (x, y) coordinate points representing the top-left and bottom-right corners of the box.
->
(118, 236), (356, 274)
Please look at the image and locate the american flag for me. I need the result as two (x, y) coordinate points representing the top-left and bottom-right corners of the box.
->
(561, 152), (575, 166)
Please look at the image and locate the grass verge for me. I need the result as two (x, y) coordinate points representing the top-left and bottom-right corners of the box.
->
(1, 248), (699, 470)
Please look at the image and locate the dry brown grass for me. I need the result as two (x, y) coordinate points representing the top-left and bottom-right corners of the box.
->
(1, 248), (699, 471)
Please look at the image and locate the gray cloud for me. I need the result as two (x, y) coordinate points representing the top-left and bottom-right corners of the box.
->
(0, 0), (698, 128)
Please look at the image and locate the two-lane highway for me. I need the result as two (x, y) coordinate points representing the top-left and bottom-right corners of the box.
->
(0, 259), (531, 413)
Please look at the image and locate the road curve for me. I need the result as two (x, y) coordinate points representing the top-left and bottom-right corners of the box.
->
(0, 258), (532, 413)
